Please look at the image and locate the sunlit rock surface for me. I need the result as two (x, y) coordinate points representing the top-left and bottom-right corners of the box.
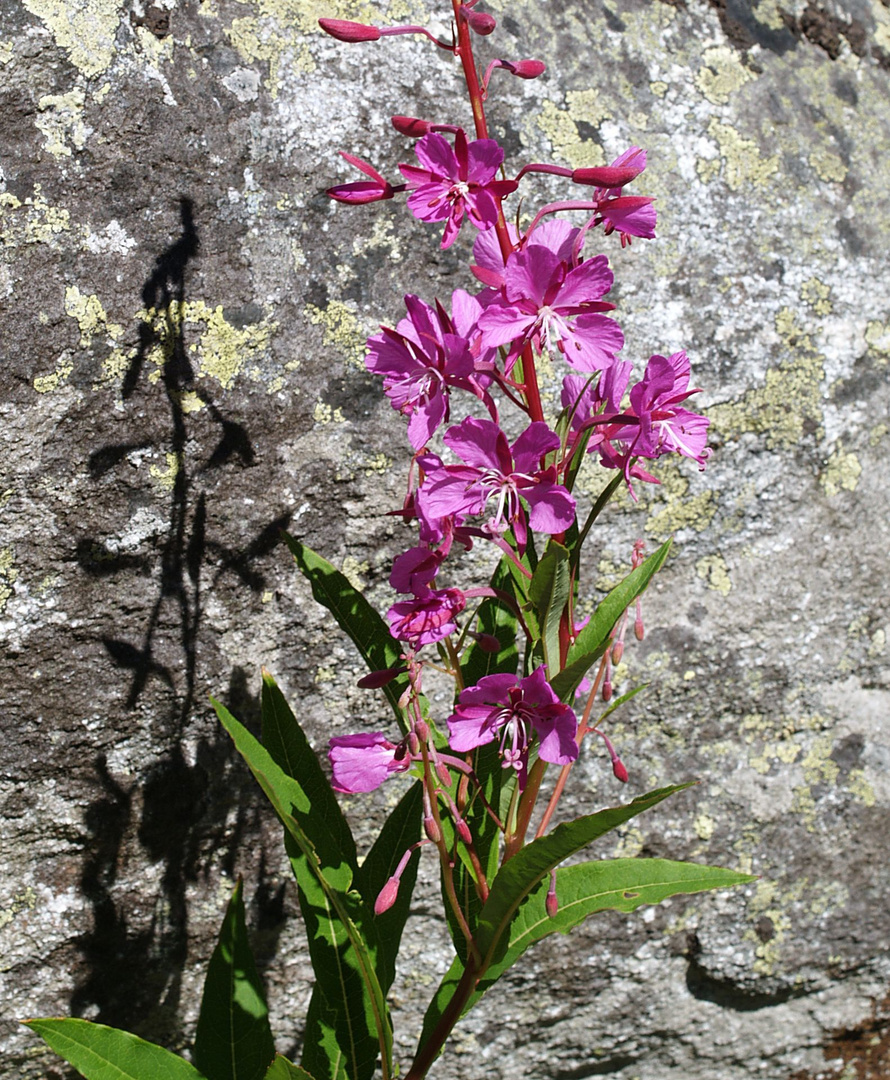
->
(1, 0), (889, 1077)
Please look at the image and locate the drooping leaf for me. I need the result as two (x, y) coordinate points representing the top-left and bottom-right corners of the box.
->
(282, 533), (409, 733)
(355, 781), (423, 994)
(420, 857), (753, 1043)
(552, 540), (672, 701)
(212, 699), (390, 1080)
(417, 784), (691, 1050)
(194, 879), (276, 1080)
(527, 541), (570, 675)
(264, 1058), (316, 1080)
(24, 1019), (208, 1080)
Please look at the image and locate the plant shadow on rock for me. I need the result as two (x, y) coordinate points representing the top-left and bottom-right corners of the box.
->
(69, 197), (291, 1045)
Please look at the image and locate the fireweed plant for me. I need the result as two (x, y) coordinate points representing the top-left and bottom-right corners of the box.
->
(27, 5), (753, 1080)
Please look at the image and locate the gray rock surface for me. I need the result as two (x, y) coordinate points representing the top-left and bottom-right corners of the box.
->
(1, 0), (889, 1077)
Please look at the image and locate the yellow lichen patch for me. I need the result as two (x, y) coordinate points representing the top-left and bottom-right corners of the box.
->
(709, 308), (824, 448)
(644, 469), (716, 539)
(149, 451), (181, 492)
(706, 119), (780, 191)
(693, 810), (715, 841)
(612, 825), (644, 859)
(0, 547), (18, 613)
(650, 81), (668, 98)
(363, 452), (391, 476)
(0, 41), (13, 65)
(808, 146), (847, 184)
(800, 277), (832, 316)
(869, 629), (886, 658)
(2, 186), (72, 246)
(65, 286), (124, 347)
(873, 0), (890, 52)
(182, 301), (278, 390)
(0, 886), (37, 932)
(341, 556), (368, 591)
(752, 0), (786, 30)
(35, 90), (88, 158)
(847, 768), (876, 807)
(696, 553), (732, 596)
(304, 300), (368, 370)
(820, 443), (861, 497)
(864, 320), (890, 365)
(33, 360), (74, 394)
(23, 0), (121, 78)
(313, 402), (345, 424)
(694, 46), (756, 105)
(534, 99), (607, 170)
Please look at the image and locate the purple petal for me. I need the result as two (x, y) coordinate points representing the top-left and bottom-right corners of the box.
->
(328, 733), (406, 793)
(511, 421), (561, 473)
(555, 255), (613, 309)
(444, 417), (509, 472)
(523, 481), (577, 534)
(465, 138), (504, 184)
(533, 705), (579, 765)
(560, 314), (625, 373)
(504, 245), (562, 307)
(446, 704), (499, 751)
(477, 300), (537, 350)
(414, 133), (460, 179)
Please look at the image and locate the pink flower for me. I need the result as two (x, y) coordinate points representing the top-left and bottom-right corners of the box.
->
(328, 732), (410, 793)
(415, 418), (576, 552)
(477, 244), (624, 372)
(387, 587), (466, 646)
(400, 131), (518, 248)
(447, 666), (578, 787)
(574, 147), (656, 244)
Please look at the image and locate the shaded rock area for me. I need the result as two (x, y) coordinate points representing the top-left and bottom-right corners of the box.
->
(1, 0), (889, 1078)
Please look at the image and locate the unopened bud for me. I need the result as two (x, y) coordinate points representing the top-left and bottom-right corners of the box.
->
(357, 666), (406, 689)
(455, 817), (472, 844)
(414, 719), (430, 743)
(436, 761), (452, 787)
(408, 730), (420, 755)
(464, 8), (496, 34)
(507, 59), (546, 79)
(374, 876), (400, 915)
(476, 633), (500, 653)
(571, 165), (643, 188)
(318, 18), (381, 42)
(612, 757), (629, 783)
(546, 888), (559, 918)
(602, 678), (612, 702)
(424, 815), (441, 843)
(634, 615), (645, 641)
(392, 115), (432, 138)
(611, 640), (624, 665)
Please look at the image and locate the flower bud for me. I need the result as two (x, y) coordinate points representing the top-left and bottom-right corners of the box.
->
(392, 115), (432, 138)
(424, 815), (442, 843)
(455, 817), (472, 844)
(374, 876), (400, 915)
(612, 757), (629, 783)
(634, 614), (645, 641)
(414, 719), (430, 743)
(436, 761), (452, 787)
(318, 18), (381, 42)
(357, 666), (406, 688)
(571, 165), (642, 188)
(476, 633), (501, 653)
(464, 8), (496, 34)
(546, 887), (559, 919)
(507, 59), (546, 79)
(602, 678), (612, 702)
(611, 640), (624, 665)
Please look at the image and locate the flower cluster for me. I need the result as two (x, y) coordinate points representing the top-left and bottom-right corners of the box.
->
(320, 7), (710, 846)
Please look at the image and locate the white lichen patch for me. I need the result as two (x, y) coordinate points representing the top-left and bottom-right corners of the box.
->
(83, 219), (137, 255)
(35, 90), (89, 158)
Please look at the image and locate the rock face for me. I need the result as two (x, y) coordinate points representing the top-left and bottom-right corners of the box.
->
(1, 0), (889, 1077)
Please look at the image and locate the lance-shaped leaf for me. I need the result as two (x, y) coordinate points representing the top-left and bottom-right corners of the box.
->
(23, 1019), (208, 1080)
(552, 540), (671, 702)
(282, 533), (409, 733)
(194, 879), (276, 1080)
(212, 699), (391, 1080)
(264, 1059), (316, 1080)
(417, 784), (690, 1051)
(527, 541), (570, 675)
(420, 857), (753, 1041)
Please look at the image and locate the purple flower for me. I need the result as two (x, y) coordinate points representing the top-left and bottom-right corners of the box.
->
(447, 666), (578, 786)
(328, 732), (410, 793)
(366, 294), (484, 449)
(415, 418), (576, 552)
(389, 545), (444, 594)
(573, 147), (656, 244)
(387, 587), (466, 646)
(400, 131), (518, 249)
(477, 244), (624, 372)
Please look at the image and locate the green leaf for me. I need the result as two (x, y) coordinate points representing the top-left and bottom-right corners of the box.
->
(527, 541), (570, 674)
(552, 540), (672, 701)
(212, 699), (390, 1080)
(24, 1019), (207, 1080)
(417, 784), (690, 1051)
(282, 533), (409, 733)
(421, 857), (753, 1039)
(194, 879), (276, 1080)
(264, 1058), (316, 1080)
(355, 781), (423, 994)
